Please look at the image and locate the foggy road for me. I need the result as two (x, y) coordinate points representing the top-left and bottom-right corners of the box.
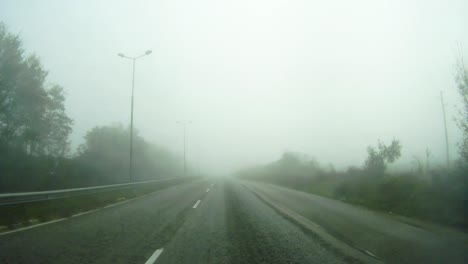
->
(0, 179), (466, 264)
(2, 2), (468, 264)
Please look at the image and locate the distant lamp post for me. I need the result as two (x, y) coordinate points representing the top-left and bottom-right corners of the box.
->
(177, 121), (191, 175)
(118, 50), (152, 182)
(439, 91), (450, 169)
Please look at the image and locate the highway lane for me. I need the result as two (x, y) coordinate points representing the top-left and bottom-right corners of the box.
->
(0, 179), (359, 264)
(0, 180), (208, 264)
(1, 178), (466, 263)
(156, 180), (352, 264)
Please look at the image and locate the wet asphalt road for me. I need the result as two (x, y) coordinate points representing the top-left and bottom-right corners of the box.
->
(0, 178), (466, 264)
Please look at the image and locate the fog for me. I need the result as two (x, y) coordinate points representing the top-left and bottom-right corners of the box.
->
(1, 0), (467, 174)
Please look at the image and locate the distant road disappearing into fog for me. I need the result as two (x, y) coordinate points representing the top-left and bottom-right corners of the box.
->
(0, 179), (466, 264)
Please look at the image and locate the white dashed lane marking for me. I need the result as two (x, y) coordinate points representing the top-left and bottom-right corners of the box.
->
(193, 200), (201, 208)
(144, 248), (164, 264)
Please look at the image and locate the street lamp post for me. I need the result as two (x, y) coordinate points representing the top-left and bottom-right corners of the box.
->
(177, 121), (191, 175)
(118, 50), (152, 182)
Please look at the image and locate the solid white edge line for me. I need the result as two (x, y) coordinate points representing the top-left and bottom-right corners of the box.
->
(0, 200), (128, 236)
(103, 200), (128, 208)
(145, 248), (164, 264)
(0, 218), (67, 236)
(71, 209), (99, 217)
(0, 186), (166, 236)
(193, 200), (201, 208)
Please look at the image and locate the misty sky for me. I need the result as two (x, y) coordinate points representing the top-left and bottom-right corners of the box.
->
(1, 0), (467, 174)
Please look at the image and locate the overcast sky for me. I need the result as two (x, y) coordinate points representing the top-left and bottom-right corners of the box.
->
(1, 0), (467, 174)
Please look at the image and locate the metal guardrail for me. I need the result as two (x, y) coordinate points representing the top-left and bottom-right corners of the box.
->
(0, 177), (190, 206)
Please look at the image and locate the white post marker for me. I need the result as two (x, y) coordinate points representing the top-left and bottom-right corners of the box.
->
(206, 188), (210, 193)
(364, 250), (378, 259)
(193, 200), (201, 208)
(145, 248), (164, 264)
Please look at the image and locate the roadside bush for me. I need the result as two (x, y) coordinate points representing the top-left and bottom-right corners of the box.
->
(239, 152), (468, 230)
(334, 167), (468, 229)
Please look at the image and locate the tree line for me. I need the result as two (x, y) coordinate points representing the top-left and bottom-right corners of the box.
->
(0, 23), (181, 192)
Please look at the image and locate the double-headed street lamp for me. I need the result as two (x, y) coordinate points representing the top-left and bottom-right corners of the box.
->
(118, 50), (152, 182)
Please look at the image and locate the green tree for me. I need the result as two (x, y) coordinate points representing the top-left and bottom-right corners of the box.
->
(43, 85), (73, 157)
(0, 22), (27, 143)
(0, 22), (72, 157)
(455, 58), (468, 164)
(16, 55), (49, 155)
(0, 22), (73, 191)
(77, 124), (180, 183)
(365, 139), (402, 176)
